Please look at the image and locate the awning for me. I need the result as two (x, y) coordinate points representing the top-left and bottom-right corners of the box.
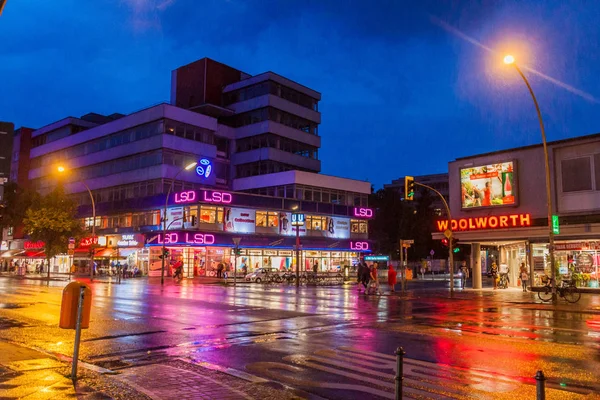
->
(94, 248), (117, 258)
(23, 250), (45, 258)
(0, 249), (26, 258)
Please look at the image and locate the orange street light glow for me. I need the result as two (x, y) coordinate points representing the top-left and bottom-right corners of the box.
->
(503, 55), (515, 65)
(57, 166), (66, 173)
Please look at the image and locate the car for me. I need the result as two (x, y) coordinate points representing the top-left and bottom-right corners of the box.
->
(245, 267), (284, 283)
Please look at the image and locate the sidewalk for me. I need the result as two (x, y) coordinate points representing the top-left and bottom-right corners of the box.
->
(0, 340), (150, 399)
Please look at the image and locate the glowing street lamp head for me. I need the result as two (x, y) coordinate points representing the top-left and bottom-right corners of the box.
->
(185, 161), (198, 170)
(57, 166), (66, 173)
(503, 55), (515, 65)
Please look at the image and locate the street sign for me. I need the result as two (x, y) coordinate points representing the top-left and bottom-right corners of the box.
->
(402, 243), (411, 248)
(404, 240), (414, 244)
(444, 229), (452, 239)
(68, 249), (74, 255)
(68, 243), (75, 250)
(291, 213), (305, 226)
(232, 237), (242, 246)
(430, 249), (435, 256)
(552, 215), (560, 235)
(69, 237), (75, 244)
(365, 255), (389, 261)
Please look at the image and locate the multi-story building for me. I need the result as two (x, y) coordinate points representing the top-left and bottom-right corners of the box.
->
(435, 133), (600, 292)
(384, 173), (449, 215)
(0, 122), (14, 201)
(6, 57), (372, 276)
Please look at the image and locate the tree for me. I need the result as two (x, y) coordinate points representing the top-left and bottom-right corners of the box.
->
(0, 182), (38, 234)
(23, 186), (83, 279)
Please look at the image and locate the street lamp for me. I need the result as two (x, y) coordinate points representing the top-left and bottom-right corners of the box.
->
(57, 166), (96, 282)
(160, 161), (198, 285)
(503, 54), (556, 300)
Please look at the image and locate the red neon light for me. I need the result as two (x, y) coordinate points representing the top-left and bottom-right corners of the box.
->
(79, 237), (99, 247)
(353, 207), (373, 218)
(157, 233), (215, 245)
(436, 213), (531, 232)
(174, 190), (196, 204)
(202, 190), (232, 204)
(24, 241), (45, 249)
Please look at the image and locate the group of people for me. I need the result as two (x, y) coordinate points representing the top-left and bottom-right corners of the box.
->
(2, 260), (46, 274)
(489, 261), (529, 291)
(356, 262), (399, 294)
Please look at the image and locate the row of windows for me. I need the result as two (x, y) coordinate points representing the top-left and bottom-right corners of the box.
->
(83, 208), (368, 234)
(30, 120), (216, 170)
(223, 80), (319, 111)
(245, 184), (369, 207)
(236, 133), (318, 159)
(32, 124), (88, 148)
(224, 107), (318, 135)
(236, 161), (311, 178)
(74, 180), (205, 206)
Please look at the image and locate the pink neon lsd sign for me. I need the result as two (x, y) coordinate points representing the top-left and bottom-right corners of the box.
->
(173, 190), (233, 205)
(350, 241), (370, 251)
(157, 232), (215, 245)
(353, 207), (373, 218)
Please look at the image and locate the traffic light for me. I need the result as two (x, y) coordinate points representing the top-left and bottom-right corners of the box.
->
(159, 248), (170, 259)
(453, 239), (460, 253)
(441, 238), (449, 247)
(235, 248), (242, 256)
(405, 176), (415, 201)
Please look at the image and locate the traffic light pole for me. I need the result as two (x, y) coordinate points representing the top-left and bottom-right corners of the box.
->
(413, 182), (455, 296)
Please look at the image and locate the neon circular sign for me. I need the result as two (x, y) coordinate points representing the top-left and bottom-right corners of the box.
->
(196, 158), (212, 179)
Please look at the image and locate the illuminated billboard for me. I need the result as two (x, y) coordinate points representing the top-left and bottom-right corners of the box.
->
(460, 161), (517, 209)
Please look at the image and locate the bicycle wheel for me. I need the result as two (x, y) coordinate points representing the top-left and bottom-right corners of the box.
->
(538, 286), (553, 302)
(563, 286), (581, 303)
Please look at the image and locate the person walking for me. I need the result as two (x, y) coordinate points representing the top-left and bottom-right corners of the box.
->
(360, 262), (370, 292)
(520, 262), (529, 292)
(460, 261), (468, 289)
(490, 262), (499, 290)
(369, 264), (380, 294)
(216, 262), (224, 278)
(387, 264), (397, 293)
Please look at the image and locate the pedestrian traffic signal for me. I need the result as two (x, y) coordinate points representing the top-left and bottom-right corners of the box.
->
(405, 176), (415, 201)
(159, 248), (170, 259)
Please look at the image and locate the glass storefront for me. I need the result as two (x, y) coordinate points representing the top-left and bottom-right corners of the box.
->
(148, 246), (359, 278)
(532, 241), (600, 288)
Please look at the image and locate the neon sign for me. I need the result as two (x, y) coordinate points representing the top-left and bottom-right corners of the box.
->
(196, 158), (212, 179)
(79, 237), (99, 247)
(350, 241), (370, 251)
(203, 190), (232, 204)
(24, 241), (45, 249)
(353, 207), (373, 218)
(156, 232), (215, 245)
(117, 234), (141, 247)
(436, 213), (531, 232)
(174, 190), (196, 204)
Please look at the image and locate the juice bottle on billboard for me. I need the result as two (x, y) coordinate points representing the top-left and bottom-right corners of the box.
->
(504, 173), (512, 196)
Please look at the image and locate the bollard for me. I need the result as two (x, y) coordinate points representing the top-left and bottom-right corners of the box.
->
(535, 370), (546, 400)
(71, 287), (85, 381)
(395, 347), (405, 400)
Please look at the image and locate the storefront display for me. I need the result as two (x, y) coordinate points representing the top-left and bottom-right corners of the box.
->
(533, 241), (600, 288)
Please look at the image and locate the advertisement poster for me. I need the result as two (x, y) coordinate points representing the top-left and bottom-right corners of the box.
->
(223, 208), (256, 234)
(460, 161), (516, 209)
(166, 207), (184, 230)
(278, 212), (307, 237)
(314, 217), (350, 239)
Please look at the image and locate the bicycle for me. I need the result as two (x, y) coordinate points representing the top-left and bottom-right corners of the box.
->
(538, 276), (581, 303)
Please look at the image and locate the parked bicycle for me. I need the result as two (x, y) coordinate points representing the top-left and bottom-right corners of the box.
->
(538, 275), (581, 303)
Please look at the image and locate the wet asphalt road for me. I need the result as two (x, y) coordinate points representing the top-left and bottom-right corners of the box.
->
(1, 276), (600, 399)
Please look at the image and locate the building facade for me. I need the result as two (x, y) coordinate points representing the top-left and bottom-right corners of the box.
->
(4, 58), (372, 276)
(436, 133), (600, 291)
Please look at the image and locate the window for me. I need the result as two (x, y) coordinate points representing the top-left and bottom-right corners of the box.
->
(307, 215), (326, 231)
(562, 157), (592, 192)
(199, 206), (223, 224)
(351, 219), (368, 234)
(256, 211), (279, 227)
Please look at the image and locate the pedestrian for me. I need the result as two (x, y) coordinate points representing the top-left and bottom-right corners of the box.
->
(312, 261), (318, 278)
(460, 261), (468, 289)
(490, 262), (499, 290)
(360, 262), (370, 292)
(520, 262), (529, 292)
(217, 262), (224, 278)
(357, 263), (364, 287)
(387, 264), (397, 292)
(369, 263), (380, 293)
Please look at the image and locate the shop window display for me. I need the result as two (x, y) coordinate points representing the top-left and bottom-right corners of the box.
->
(533, 242), (600, 288)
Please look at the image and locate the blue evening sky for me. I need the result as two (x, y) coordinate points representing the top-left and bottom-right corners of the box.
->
(1, 1), (599, 188)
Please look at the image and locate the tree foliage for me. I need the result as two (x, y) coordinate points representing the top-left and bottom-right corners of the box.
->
(23, 186), (83, 272)
(369, 187), (448, 261)
(0, 182), (38, 232)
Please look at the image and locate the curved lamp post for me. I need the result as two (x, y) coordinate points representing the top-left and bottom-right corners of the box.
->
(57, 166), (96, 281)
(160, 161), (198, 285)
(504, 55), (556, 301)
